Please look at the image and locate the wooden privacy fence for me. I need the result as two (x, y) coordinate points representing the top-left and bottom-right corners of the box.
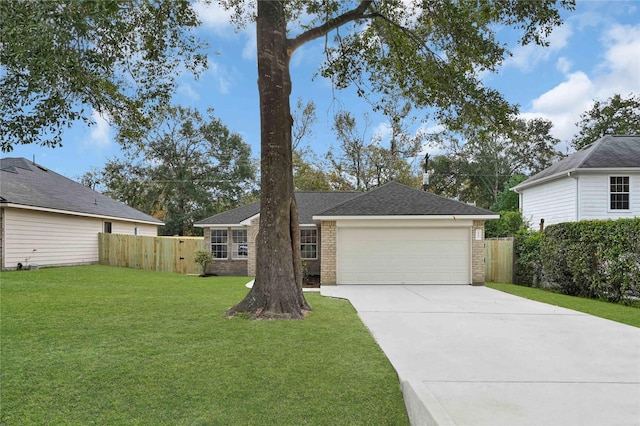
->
(484, 237), (515, 283)
(99, 233), (205, 274)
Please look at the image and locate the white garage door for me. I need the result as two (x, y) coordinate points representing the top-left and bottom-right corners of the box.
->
(337, 227), (470, 285)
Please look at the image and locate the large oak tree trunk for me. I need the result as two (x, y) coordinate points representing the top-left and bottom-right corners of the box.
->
(226, 1), (310, 319)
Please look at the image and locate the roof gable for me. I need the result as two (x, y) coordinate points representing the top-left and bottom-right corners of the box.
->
(515, 135), (640, 189)
(316, 181), (496, 216)
(0, 157), (162, 224)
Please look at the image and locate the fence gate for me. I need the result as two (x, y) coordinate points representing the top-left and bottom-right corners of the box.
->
(484, 238), (514, 283)
(99, 233), (205, 274)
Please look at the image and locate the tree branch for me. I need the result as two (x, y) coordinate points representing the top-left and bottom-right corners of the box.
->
(287, 1), (374, 54)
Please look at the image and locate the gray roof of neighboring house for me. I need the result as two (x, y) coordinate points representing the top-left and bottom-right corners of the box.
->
(195, 181), (496, 226)
(316, 181), (497, 217)
(0, 157), (163, 224)
(514, 135), (640, 190)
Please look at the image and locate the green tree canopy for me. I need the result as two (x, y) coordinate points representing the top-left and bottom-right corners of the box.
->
(571, 93), (640, 150)
(0, 0), (206, 152)
(293, 149), (332, 191)
(428, 117), (561, 208)
(491, 174), (528, 212)
(81, 106), (257, 236)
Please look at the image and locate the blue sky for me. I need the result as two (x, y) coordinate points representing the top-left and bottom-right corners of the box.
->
(6, 0), (640, 181)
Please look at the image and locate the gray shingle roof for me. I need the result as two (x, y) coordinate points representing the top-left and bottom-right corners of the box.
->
(296, 191), (364, 223)
(515, 135), (640, 190)
(196, 182), (495, 226)
(316, 181), (497, 216)
(194, 201), (260, 225)
(0, 157), (163, 224)
(194, 191), (362, 225)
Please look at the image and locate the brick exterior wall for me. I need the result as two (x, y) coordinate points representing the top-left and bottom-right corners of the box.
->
(320, 221), (337, 285)
(203, 226), (249, 276)
(471, 220), (486, 286)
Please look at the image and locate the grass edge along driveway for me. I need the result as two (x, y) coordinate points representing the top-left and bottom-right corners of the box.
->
(487, 282), (640, 328)
(1, 265), (409, 425)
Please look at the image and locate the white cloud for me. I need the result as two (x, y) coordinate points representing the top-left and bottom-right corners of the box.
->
(87, 110), (112, 150)
(242, 32), (257, 61)
(372, 121), (392, 142)
(217, 76), (231, 94)
(521, 22), (640, 146)
(192, 2), (235, 34)
(505, 24), (573, 72)
(203, 57), (234, 94)
(531, 71), (593, 115)
(418, 123), (447, 156)
(556, 57), (572, 74)
(177, 83), (200, 101)
(519, 72), (594, 148)
(597, 23), (640, 94)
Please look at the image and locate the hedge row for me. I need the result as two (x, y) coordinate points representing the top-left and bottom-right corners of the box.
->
(515, 218), (640, 303)
(542, 219), (640, 302)
(514, 230), (543, 286)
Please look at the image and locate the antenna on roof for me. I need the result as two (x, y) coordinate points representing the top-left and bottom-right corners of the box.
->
(32, 155), (35, 165)
(422, 153), (430, 191)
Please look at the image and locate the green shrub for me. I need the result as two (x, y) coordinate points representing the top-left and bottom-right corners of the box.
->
(194, 250), (214, 276)
(514, 230), (543, 286)
(485, 210), (527, 238)
(541, 219), (640, 303)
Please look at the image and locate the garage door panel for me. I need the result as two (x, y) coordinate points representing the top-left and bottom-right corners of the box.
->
(337, 227), (469, 285)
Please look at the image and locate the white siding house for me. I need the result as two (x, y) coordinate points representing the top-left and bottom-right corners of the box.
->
(1, 158), (162, 269)
(514, 135), (640, 228)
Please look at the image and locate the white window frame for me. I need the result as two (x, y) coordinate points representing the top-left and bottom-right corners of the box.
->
(609, 176), (630, 211)
(300, 228), (317, 260)
(210, 229), (228, 259)
(231, 229), (248, 259)
(103, 221), (112, 234)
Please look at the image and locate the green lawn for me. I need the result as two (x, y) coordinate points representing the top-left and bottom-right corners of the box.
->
(1, 266), (409, 425)
(487, 282), (640, 328)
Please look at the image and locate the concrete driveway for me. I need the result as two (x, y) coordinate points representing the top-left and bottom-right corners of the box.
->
(321, 285), (640, 426)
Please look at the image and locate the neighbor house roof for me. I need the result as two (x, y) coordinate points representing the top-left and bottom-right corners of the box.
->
(314, 181), (497, 218)
(195, 181), (497, 227)
(513, 135), (640, 191)
(0, 157), (163, 225)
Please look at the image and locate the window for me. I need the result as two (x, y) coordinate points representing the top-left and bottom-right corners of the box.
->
(610, 176), (630, 210)
(211, 229), (228, 259)
(232, 229), (248, 259)
(103, 221), (112, 233)
(134, 227), (139, 236)
(300, 229), (317, 259)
